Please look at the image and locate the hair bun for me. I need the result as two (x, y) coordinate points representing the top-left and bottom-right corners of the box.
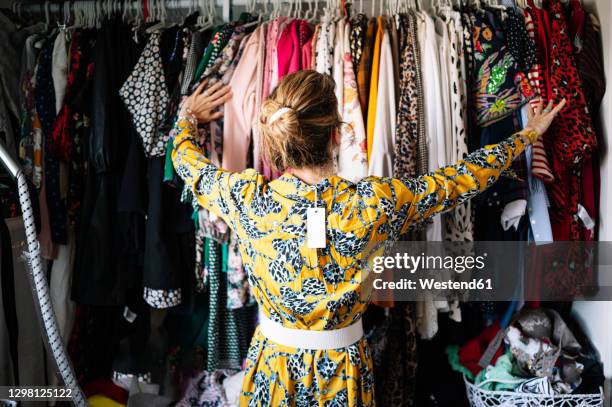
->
(258, 71), (340, 172)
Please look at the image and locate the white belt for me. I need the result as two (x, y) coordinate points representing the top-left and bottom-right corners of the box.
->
(258, 312), (364, 350)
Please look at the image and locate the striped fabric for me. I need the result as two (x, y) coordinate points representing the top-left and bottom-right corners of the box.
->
(523, 9), (554, 183)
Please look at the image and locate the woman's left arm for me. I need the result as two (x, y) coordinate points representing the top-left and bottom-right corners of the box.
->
(370, 99), (566, 235)
(172, 81), (264, 225)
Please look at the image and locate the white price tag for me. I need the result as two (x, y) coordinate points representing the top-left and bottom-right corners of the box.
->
(306, 207), (326, 248)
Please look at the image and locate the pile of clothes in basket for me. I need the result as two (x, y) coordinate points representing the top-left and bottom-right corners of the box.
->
(447, 308), (604, 396)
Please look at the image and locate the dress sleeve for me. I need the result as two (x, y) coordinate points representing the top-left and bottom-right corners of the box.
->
(366, 131), (534, 236)
(171, 117), (263, 225)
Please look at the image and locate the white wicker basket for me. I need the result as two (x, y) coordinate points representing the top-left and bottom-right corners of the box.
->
(464, 375), (604, 407)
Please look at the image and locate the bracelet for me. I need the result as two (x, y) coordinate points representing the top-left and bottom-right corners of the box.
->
(520, 129), (540, 144)
(177, 107), (198, 127)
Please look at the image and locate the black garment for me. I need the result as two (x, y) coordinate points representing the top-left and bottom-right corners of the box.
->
(501, 7), (536, 72)
(143, 157), (195, 305)
(473, 113), (528, 209)
(414, 316), (470, 407)
(73, 22), (146, 305)
(0, 217), (18, 385)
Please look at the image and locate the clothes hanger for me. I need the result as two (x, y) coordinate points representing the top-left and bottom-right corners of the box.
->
(96, 0), (103, 28)
(146, 0), (176, 33)
(196, 0), (213, 31)
(307, 0), (318, 22)
(43, 0), (50, 31)
(122, 0), (130, 24)
(484, 0), (506, 10)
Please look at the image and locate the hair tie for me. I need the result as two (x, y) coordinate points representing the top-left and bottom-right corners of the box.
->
(268, 107), (293, 125)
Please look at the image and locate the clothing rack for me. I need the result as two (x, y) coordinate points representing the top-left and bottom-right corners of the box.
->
(16, 0), (234, 24)
(13, 0), (343, 25)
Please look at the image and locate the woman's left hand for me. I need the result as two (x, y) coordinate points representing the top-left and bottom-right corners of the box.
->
(180, 80), (233, 124)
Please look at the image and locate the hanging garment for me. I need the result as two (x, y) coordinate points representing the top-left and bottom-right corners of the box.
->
(474, 113), (529, 213)
(180, 31), (206, 97)
(51, 29), (96, 228)
(469, 10), (534, 127)
(52, 31), (69, 114)
(204, 27), (249, 167)
(368, 21), (396, 178)
(365, 293), (418, 407)
(73, 21), (146, 305)
(310, 24), (320, 70)
(223, 28), (260, 172)
(271, 17), (294, 90)
(315, 15), (334, 75)
(143, 157), (195, 309)
(434, 15), (453, 165)
(357, 18), (376, 124)
(349, 13), (368, 79)
(337, 18), (367, 182)
(223, 28), (262, 310)
(444, 13), (473, 242)
(119, 32), (170, 158)
(393, 13), (420, 180)
(543, 0), (597, 241)
(0, 15), (43, 160)
(277, 19), (312, 78)
(175, 370), (234, 407)
(504, 7), (536, 73)
(253, 22), (268, 173)
(36, 33), (69, 245)
(417, 11), (445, 246)
(192, 23), (236, 90)
(388, 16), (400, 108)
(261, 17), (288, 179)
(262, 17), (287, 101)
(365, 17), (383, 163)
(49, 232), (77, 341)
(301, 26), (314, 70)
(18, 33), (45, 186)
(333, 19), (344, 118)
(520, 106), (553, 243)
(172, 113), (533, 405)
(520, 7), (554, 183)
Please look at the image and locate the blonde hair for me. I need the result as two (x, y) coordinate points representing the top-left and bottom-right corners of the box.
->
(259, 70), (341, 172)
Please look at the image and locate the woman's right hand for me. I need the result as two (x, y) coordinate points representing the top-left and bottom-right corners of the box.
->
(524, 98), (567, 140)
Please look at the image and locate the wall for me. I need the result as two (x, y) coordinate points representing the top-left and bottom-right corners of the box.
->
(572, 0), (612, 402)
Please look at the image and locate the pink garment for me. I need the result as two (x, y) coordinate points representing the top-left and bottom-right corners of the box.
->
(302, 36), (314, 70)
(278, 20), (313, 80)
(262, 17), (287, 101)
(222, 27), (260, 172)
(38, 173), (57, 260)
(277, 20), (300, 78)
(262, 17), (287, 179)
(253, 22), (268, 173)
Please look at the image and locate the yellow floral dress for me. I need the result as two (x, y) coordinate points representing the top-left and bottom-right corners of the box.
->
(171, 118), (531, 406)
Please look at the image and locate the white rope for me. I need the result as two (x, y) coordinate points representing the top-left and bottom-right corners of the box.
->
(15, 172), (87, 407)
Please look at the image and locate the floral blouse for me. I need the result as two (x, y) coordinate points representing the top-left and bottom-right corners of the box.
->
(172, 117), (531, 405)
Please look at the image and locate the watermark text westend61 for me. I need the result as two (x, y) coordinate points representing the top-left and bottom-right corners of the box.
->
(363, 241), (609, 302)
